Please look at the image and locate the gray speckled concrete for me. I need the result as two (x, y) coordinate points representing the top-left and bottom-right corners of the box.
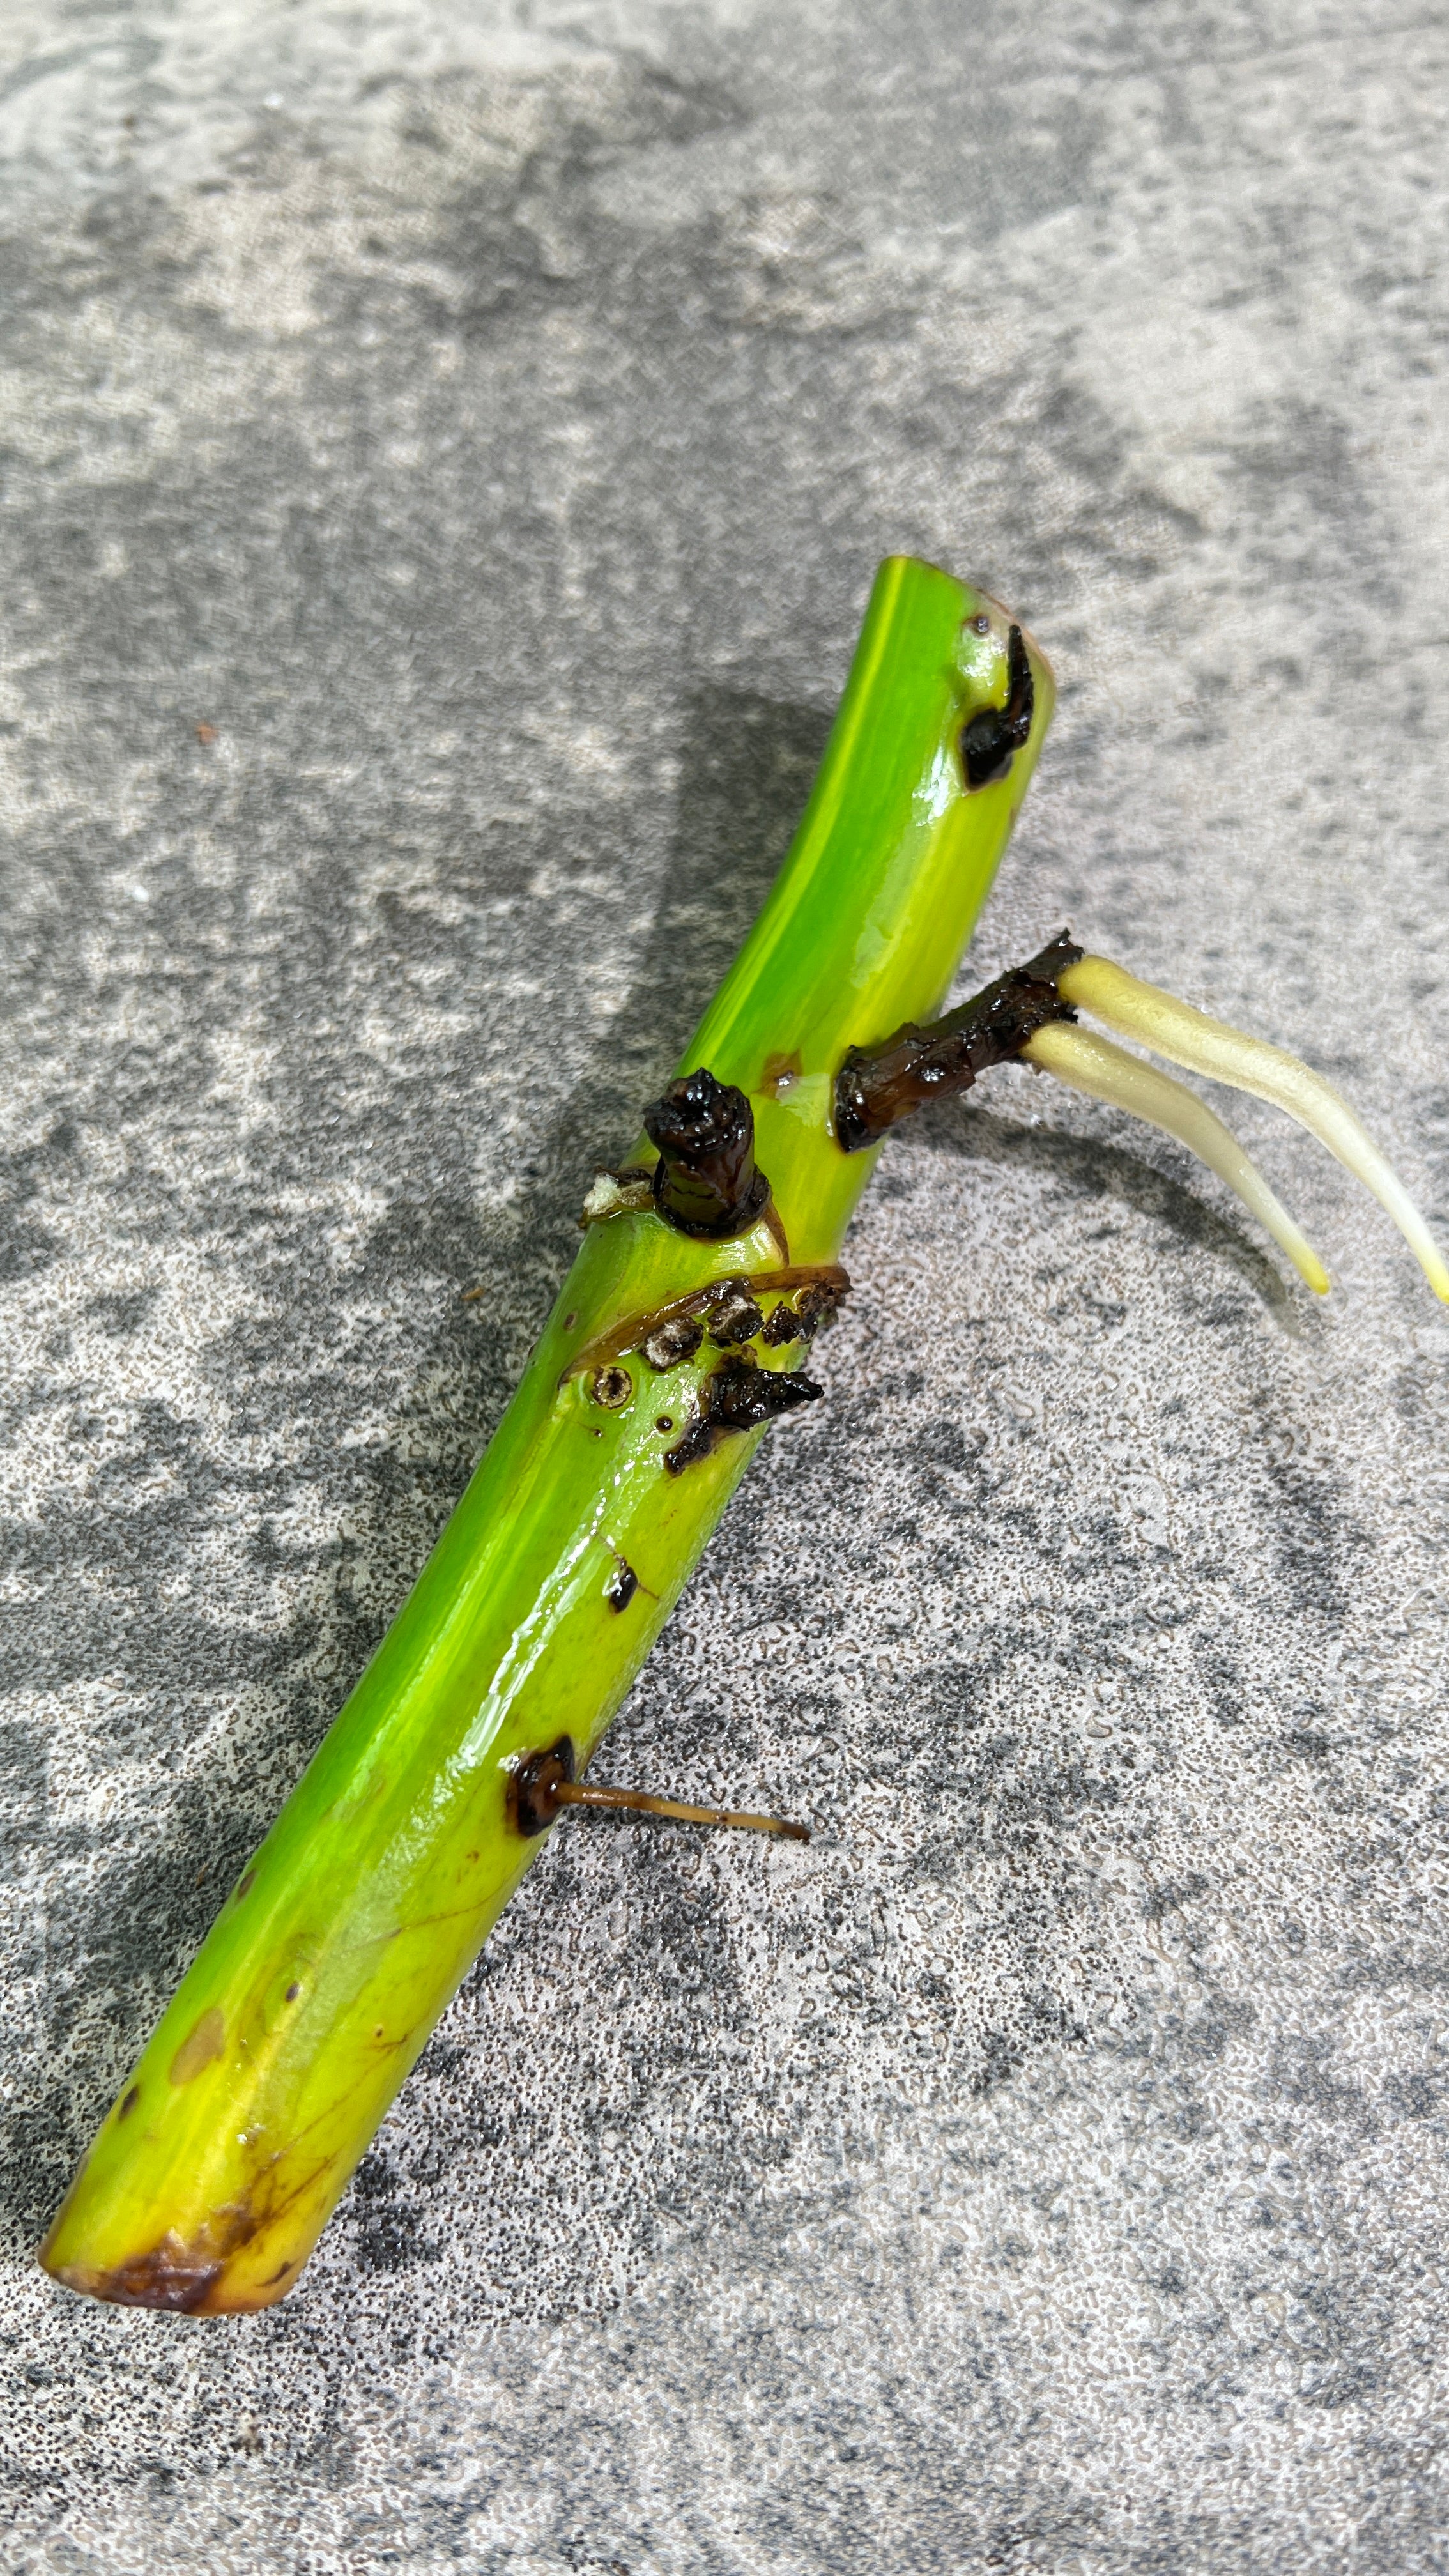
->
(3, 3), (1449, 2567)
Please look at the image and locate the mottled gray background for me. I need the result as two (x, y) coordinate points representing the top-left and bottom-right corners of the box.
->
(3, 1), (1449, 2568)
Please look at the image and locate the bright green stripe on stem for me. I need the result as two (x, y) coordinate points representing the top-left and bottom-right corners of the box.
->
(41, 558), (1055, 2313)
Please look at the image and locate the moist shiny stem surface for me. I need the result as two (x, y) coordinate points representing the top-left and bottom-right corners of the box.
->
(41, 555), (1055, 2313)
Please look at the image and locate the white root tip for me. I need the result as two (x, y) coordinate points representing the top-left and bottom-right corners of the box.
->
(1057, 956), (1449, 1305)
(1023, 1022), (1332, 1295)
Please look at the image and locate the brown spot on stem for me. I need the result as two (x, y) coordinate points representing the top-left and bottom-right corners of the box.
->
(664, 1355), (822, 1473)
(285, 1981), (301, 2002)
(118, 2085), (141, 2121)
(169, 2005), (226, 2087)
(41, 2135), (344, 2313)
(234, 1869), (256, 1902)
(760, 1050), (803, 1097)
(44, 2195), (264, 2313)
(589, 1363), (634, 1411)
(606, 1560), (639, 1612)
(73, 2242), (226, 2312)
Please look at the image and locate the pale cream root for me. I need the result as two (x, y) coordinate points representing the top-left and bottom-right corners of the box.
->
(1024, 1021), (1331, 1294)
(1057, 956), (1449, 1303)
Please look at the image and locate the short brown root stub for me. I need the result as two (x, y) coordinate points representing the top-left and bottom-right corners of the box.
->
(508, 1736), (809, 1843)
(833, 932), (1084, 1153)
(641, 1068), (772, 1239)
(509, 1738), (576, 1836)
(641, 1314), (704, 1371)
(606, 1560), (639, 1612)
(588, 1364), (634, 1412)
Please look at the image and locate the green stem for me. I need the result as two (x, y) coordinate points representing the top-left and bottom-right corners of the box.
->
(40, 557), (1055, 2312)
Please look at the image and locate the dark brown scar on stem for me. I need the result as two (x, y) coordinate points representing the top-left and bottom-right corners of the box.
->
(560, 1264), (848, 1384)
(43, 2143), (340, 2312)
(832, 933), (1084, 1154)
(960, 621), (1034, 789)
(118, 2085), (141, 2120)
(664, 1353), (822, 1474)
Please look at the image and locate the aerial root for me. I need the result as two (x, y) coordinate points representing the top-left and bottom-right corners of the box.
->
(1024, 1023), (1331, 1294)
(1055, 956), (1449, 1304)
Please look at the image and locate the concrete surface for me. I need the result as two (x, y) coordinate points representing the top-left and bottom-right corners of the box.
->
(3, 2), (1449, 2568)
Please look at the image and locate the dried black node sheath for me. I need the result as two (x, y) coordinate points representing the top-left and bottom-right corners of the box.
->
(833, 932), (1084, 1154)
(642, 1068), (772, 1239)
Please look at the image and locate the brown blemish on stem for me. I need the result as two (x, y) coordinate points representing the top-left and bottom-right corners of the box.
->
(118, 2085), (141, 2121)
(834, 934), (1083, 1154)
(588, 1363), (634, 1411)
(664, 1353), (822, 1474)
(169, 2005), (226, 2087)
(606, 1559), (639, 1612)
(760, 1050), (803, 1097)
(960, 622), (1034, 789)
(560, 1264), (848, 1384)
(56, 2238), (229, 2313)
(43, 2138), (342, 2313)
(233, 1870), (256, 1903)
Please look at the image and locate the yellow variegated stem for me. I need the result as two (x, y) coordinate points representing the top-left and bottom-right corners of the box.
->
(40, 557), (1055, 2313)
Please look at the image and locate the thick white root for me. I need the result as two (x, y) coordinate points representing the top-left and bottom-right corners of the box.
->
(1024, 1021), (1331, 1294)
(1057, 956), (1449, 1304)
